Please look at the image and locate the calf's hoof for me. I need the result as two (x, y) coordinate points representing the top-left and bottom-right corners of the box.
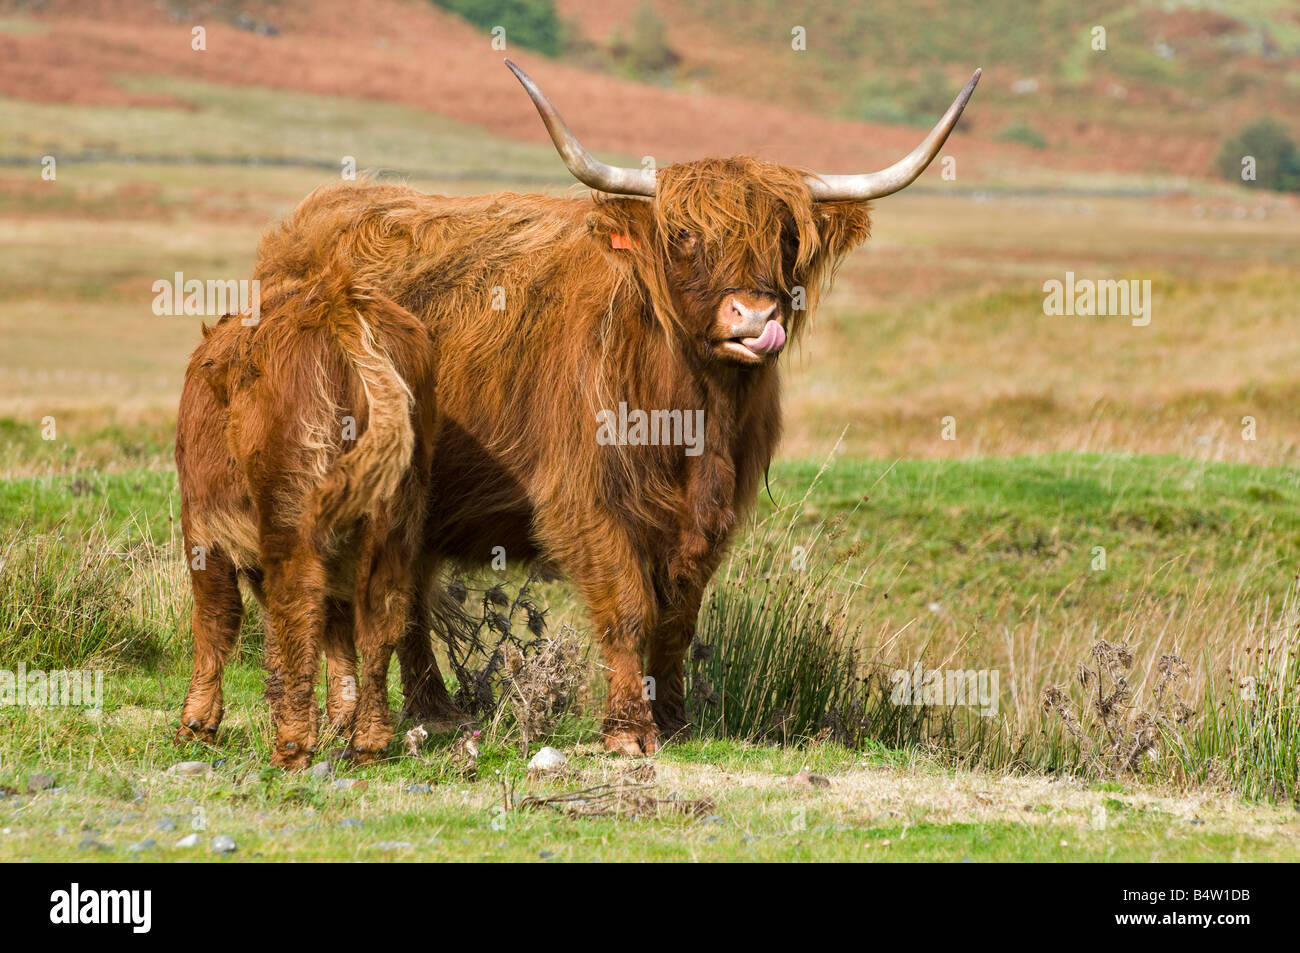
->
(174, 719), (218, 745)
(271, 739), (315, 771)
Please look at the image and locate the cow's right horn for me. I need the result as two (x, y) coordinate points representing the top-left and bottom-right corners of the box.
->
(506, 59), (658, 197)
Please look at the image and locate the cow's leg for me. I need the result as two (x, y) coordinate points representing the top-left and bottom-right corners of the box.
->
(348, 537), (415, 763)
(262, 539), (327, 770)
(177, 544), (243, 744)
(322, 598), (358, 733)
(646, 584), (704, 744)
(244, 571), (285, 719)
(550, 515), (658, 755)
(397, 557), (467, 730)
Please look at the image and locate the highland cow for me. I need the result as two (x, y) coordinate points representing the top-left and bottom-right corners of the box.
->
(176, 60), (978, 764)
(174, 271), (452, 768)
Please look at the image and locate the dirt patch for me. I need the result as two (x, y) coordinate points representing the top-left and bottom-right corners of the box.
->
(652, 758), (1300, 839)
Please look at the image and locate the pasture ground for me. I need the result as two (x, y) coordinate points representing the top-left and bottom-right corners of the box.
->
(2, 450), (1299, 862)
(2, 17), (1299, 861)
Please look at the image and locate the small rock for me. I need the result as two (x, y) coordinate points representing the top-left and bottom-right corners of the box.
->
(26, 773), (56, 793)
(526, 746), (568, 775)
(405, 783), (432, 794)
(372, 840), (412, 850)
(309, 762), (333, 779)
(540, 850), (556, 860)
(167, 761), (211, 778)
(156, 817), (177, 832)
(176, 833), (201, 848)
(127, 839), (156, 853)
(332, 778), (367, 791)
(211, 835), (237, 854)
(338, 818), (362, 828)
(79, 836), (110, 852)
(792, 770), (830, 788)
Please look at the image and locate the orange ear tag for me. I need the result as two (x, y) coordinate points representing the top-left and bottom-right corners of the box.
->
(610, 233), (641, 250)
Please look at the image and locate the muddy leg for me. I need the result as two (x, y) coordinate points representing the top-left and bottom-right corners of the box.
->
(322, 598), (358, 733)
(177, 545), (243, 744)
(553, 517), (658, 756)
(262, 541), (327, 770)
(348, 545), (414, 763)
(646, 586), (704, 744)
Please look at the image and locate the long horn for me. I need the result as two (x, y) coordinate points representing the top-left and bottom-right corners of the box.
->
(805, 68), (982, 201)
(506, 59), (657, 197)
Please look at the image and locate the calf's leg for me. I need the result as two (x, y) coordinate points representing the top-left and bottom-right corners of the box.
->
(177, 545), (243, 744)
(348, 536), (417, 763)
(322, 598), (358, 732)
(262, 540), (327, 770)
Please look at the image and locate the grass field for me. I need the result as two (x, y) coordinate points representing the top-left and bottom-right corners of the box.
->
(2, 2), (1299, 862)
(2, 447), (1298, 861)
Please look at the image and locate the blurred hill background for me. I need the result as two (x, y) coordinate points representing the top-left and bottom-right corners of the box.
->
(1, 0), (1298, 464)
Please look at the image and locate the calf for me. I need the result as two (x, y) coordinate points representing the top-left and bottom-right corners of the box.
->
(174, 264), (462, 768)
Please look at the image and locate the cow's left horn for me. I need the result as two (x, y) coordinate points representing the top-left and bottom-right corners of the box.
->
(506, 60), (657, 197)
(805, 68), (982, 201)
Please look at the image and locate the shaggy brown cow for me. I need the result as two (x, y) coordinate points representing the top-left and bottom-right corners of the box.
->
(178, 60), (978, 764)
(175, 269), (448, 767)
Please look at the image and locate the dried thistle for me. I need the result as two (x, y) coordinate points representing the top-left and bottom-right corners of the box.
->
(1042, 642), (1197, 779)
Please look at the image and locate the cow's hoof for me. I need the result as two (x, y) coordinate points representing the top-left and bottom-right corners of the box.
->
(174, 720), (218, 745)
(604, 725), (659, 756)
(271, 740), (315, 771)
(344, 746), (377, 766)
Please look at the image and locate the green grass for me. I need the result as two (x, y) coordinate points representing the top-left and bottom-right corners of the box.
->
(1, 665), (1294, 862)
(2, 448), (1298, 860)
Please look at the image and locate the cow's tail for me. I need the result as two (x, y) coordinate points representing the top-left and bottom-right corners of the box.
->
(308, 273), (417, 540)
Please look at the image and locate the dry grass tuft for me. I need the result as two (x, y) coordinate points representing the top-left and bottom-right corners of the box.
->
(517, 761), (715, 819)
(1042, 641), (1193, 777)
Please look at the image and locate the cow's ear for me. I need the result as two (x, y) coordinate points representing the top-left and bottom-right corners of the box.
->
(200, 356), (230, 406)
(815, 201), (872, 262)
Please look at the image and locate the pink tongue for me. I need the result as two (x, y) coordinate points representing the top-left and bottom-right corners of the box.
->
(741, 320), (786, 354)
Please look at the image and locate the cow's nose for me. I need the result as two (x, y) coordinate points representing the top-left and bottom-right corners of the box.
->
(727, 298), (777, 324)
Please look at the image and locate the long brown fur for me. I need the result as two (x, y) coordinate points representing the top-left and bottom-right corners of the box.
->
(175, 263), (456, 768)
(178, 156), (870, 763)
